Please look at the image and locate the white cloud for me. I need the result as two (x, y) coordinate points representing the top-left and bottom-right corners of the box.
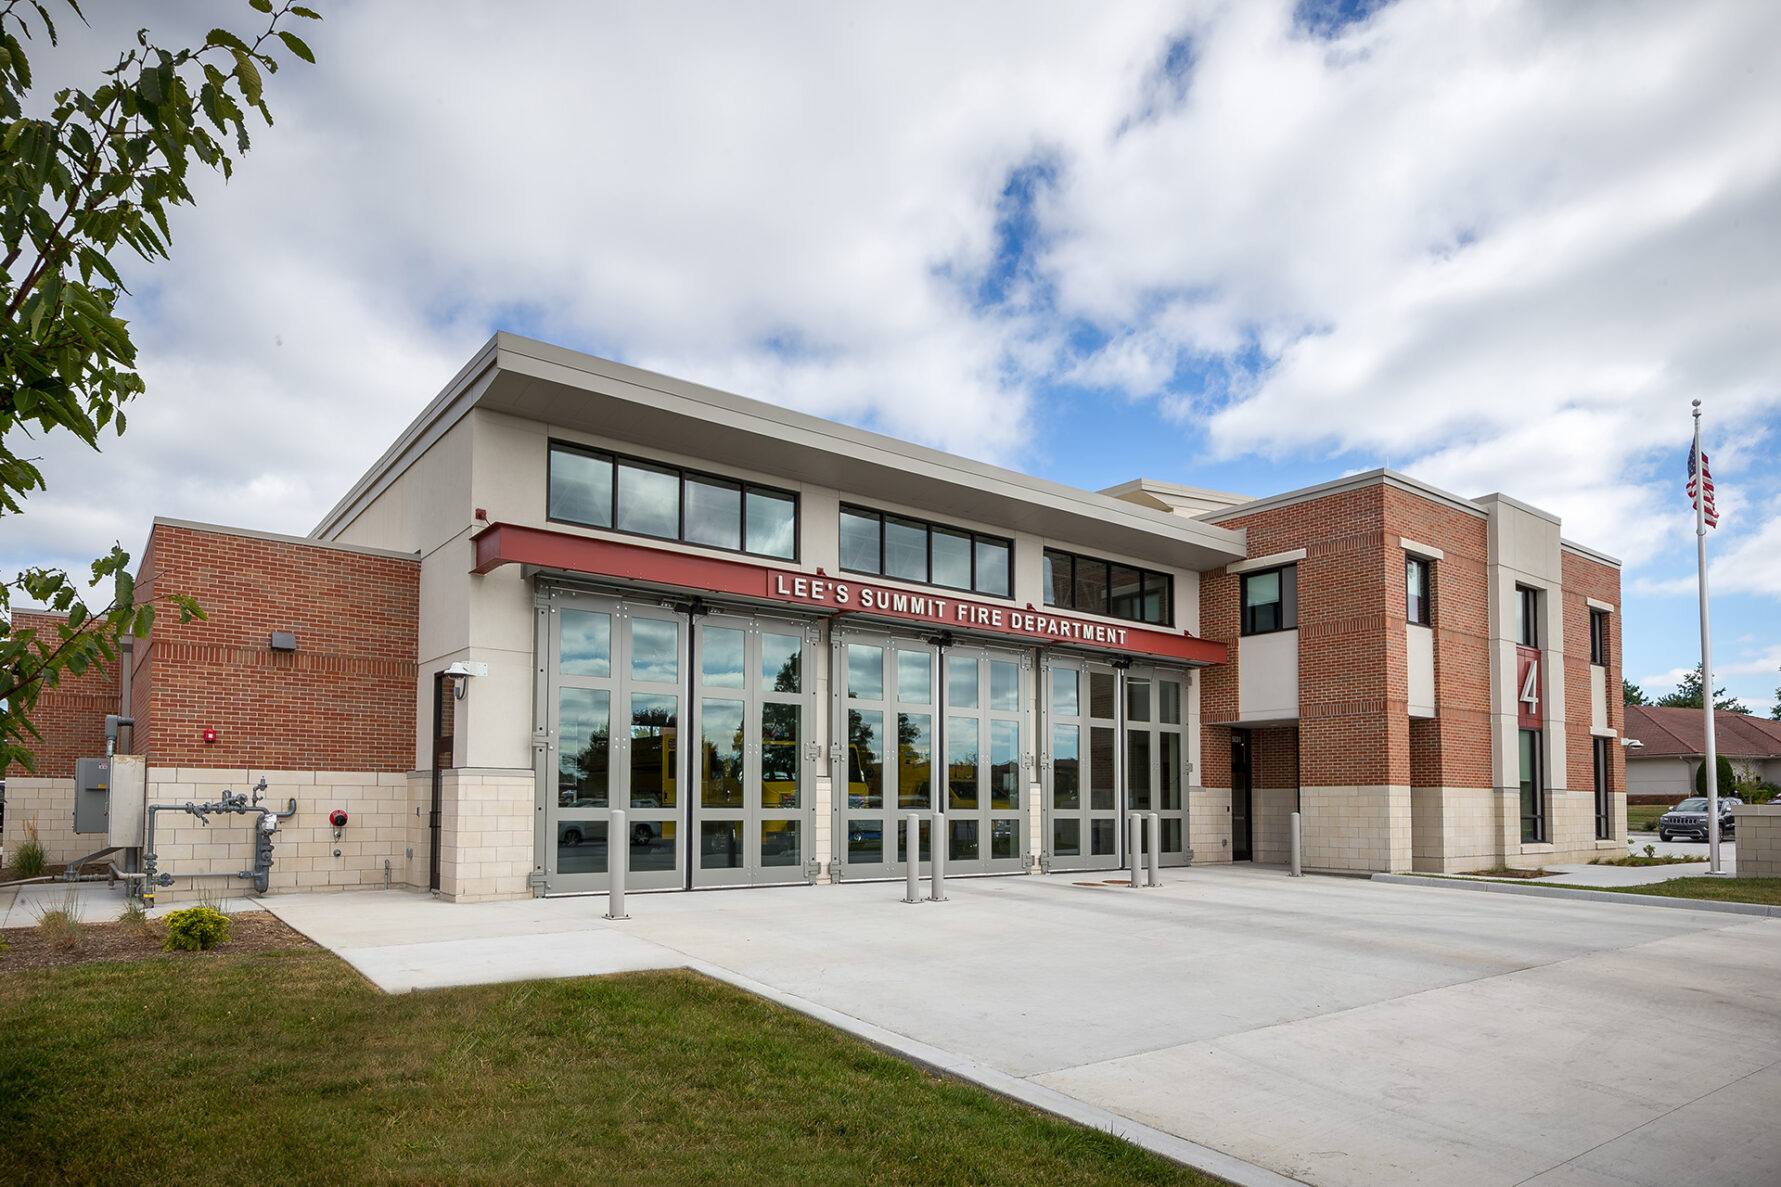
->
(5, 0), (1781, 657)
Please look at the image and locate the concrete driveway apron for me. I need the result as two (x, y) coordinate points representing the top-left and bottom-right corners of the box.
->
(266, 864), (1781, 1187)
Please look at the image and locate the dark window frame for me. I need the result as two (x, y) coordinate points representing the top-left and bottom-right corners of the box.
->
(1520, 728), (1546, 843)
(1239, 565), (1298, 637)
(1517, 585), (1540, 648)
(1406, 555), (1432, 626)
(837, 503), (1013, 599)
(547, 440), (800, 562)
(1041, 547), (1174, 627)
(1589, 608), (1608, 666)
(1593, 736), (1612, 840)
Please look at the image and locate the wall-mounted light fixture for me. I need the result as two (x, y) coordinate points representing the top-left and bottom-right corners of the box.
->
(443, 660), (488, 700)
(269, 631), (298, 652)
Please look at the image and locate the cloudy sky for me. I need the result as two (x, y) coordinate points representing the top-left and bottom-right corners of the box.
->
(9, 0), (1781, 711)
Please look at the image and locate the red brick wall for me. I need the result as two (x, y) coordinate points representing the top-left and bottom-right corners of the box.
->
(1383, 487), (1492, 788)
(132, 523), (420, 771)
(1252, 726), (1299, 788)
(1561, 550), (1624, 799)
(1201, 481), (1504, 795)
(1202, 485), (1408, 788)
(2, 610), (122, 778)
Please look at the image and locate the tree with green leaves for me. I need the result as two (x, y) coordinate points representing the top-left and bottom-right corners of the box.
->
(1654, 662), (1750, 714)
(0, 0), (319, 773)
(1622, 678), (1649, 707)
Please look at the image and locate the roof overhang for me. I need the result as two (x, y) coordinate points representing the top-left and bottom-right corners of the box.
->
(317, 334), (1249, 573)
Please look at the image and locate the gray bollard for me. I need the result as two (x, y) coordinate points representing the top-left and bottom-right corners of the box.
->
(1147, 813), (1161, 887)
(905, 813), (923, 903)
(1290, 810), (1303, 877)
(605, 809), (630, 920)
(1129, 814), (1143, 888)
(929, 819), (948, 902)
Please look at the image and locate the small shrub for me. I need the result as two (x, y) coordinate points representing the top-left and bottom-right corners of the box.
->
(35, 891), (84, 951)
(1695, 755), (1737, 797)
(1644, 844), (1657, 858)
(163, 906), (231, 952)
(11, 818), (46, 879)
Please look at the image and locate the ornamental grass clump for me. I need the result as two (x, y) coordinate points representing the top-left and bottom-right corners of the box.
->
(117, 899), (154, 936)
(163, 906), (231, 952)
(10, 817), (46, 878)
(34, 890), (84, 951)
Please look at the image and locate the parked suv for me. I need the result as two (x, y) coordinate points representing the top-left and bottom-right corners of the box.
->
(1658, 796), (1742, 843)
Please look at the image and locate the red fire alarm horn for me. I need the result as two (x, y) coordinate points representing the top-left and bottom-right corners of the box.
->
(329, 810), (349, 828)
(202, 728), (218, 744)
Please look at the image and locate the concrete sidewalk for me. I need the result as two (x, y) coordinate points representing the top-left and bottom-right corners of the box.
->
(264, 866), (1781, 1187)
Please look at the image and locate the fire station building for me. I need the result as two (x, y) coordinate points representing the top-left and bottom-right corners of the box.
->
(2, 334), (1627, 901)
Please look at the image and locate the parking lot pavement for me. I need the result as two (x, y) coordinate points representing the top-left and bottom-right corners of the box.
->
(266, 865), (1781, 1187)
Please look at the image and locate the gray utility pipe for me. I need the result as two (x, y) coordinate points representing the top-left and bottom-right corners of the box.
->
(141, 779), (296, 906)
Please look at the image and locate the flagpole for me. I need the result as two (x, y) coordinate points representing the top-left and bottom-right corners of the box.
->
(1692, 399), (1723, 876)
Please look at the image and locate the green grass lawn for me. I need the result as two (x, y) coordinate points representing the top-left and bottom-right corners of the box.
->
(1412, 873), (1780, 908)
(1608, 877), (1781, 907)
(0, 949), (1220, 1187)
(1627, 804), (1665, 832)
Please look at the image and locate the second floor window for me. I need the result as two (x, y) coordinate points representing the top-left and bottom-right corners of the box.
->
(839, 506), (1011, 597)
(1042, 549), (1173, 626)
(1241, 565), (1297, 636)
(1406, 556), (1431, 626)
(1590, 609), (1608, 666)
(548, 442), (797, 560)
(1517, 586), (1540, 648)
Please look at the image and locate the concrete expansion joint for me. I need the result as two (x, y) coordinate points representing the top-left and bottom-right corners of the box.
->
(1508, 1055), (1781, 1187)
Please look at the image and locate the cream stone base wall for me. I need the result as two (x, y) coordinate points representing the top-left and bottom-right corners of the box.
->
(1410, 786), (1500, 873)
(1301, 785), (1412, 873)
(1733, 805), (1781, 878)
(1252, 785), (1296, 864)
(143, 768), (421, 905)
(1409, 784), (1620, 873)
(2, 777), (84, 865)
(436, 768), (533, 902)
(1189, 784), (1233, 863)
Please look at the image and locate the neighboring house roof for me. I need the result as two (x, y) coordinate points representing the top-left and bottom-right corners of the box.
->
(1624, 706), (1781, 760)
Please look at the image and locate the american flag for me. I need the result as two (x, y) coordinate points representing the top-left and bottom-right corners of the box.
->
(1687, 444), (1718, 528)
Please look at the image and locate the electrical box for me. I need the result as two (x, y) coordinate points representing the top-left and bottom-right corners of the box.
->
(74, 757), (110, 834)
(108, 754), (146, 847)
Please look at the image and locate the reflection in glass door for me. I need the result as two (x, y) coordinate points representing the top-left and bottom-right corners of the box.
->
(1127, 665), (1190, 866)
(1042, 658), (1192, 871)
(1042, 658), (1121, 871)
(941, 644), (1028, 874)
(832, 631), (934, 881)
(545, 592), (685, 893)
(692, 614), (810, 888)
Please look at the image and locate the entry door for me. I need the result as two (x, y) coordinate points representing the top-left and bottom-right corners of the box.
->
(545, 591), (686, 893)
(691, 613), (812, 888)
(831, 630), (936, 881)
(1042, 658), (1122, 870)
(1231, 729), (1253, 862)
(1125, 665), (1191, 866)
(940, 644), (1029, 874)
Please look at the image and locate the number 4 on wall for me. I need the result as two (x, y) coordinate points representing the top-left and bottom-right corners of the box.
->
(1520, 657), (1541, 715)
